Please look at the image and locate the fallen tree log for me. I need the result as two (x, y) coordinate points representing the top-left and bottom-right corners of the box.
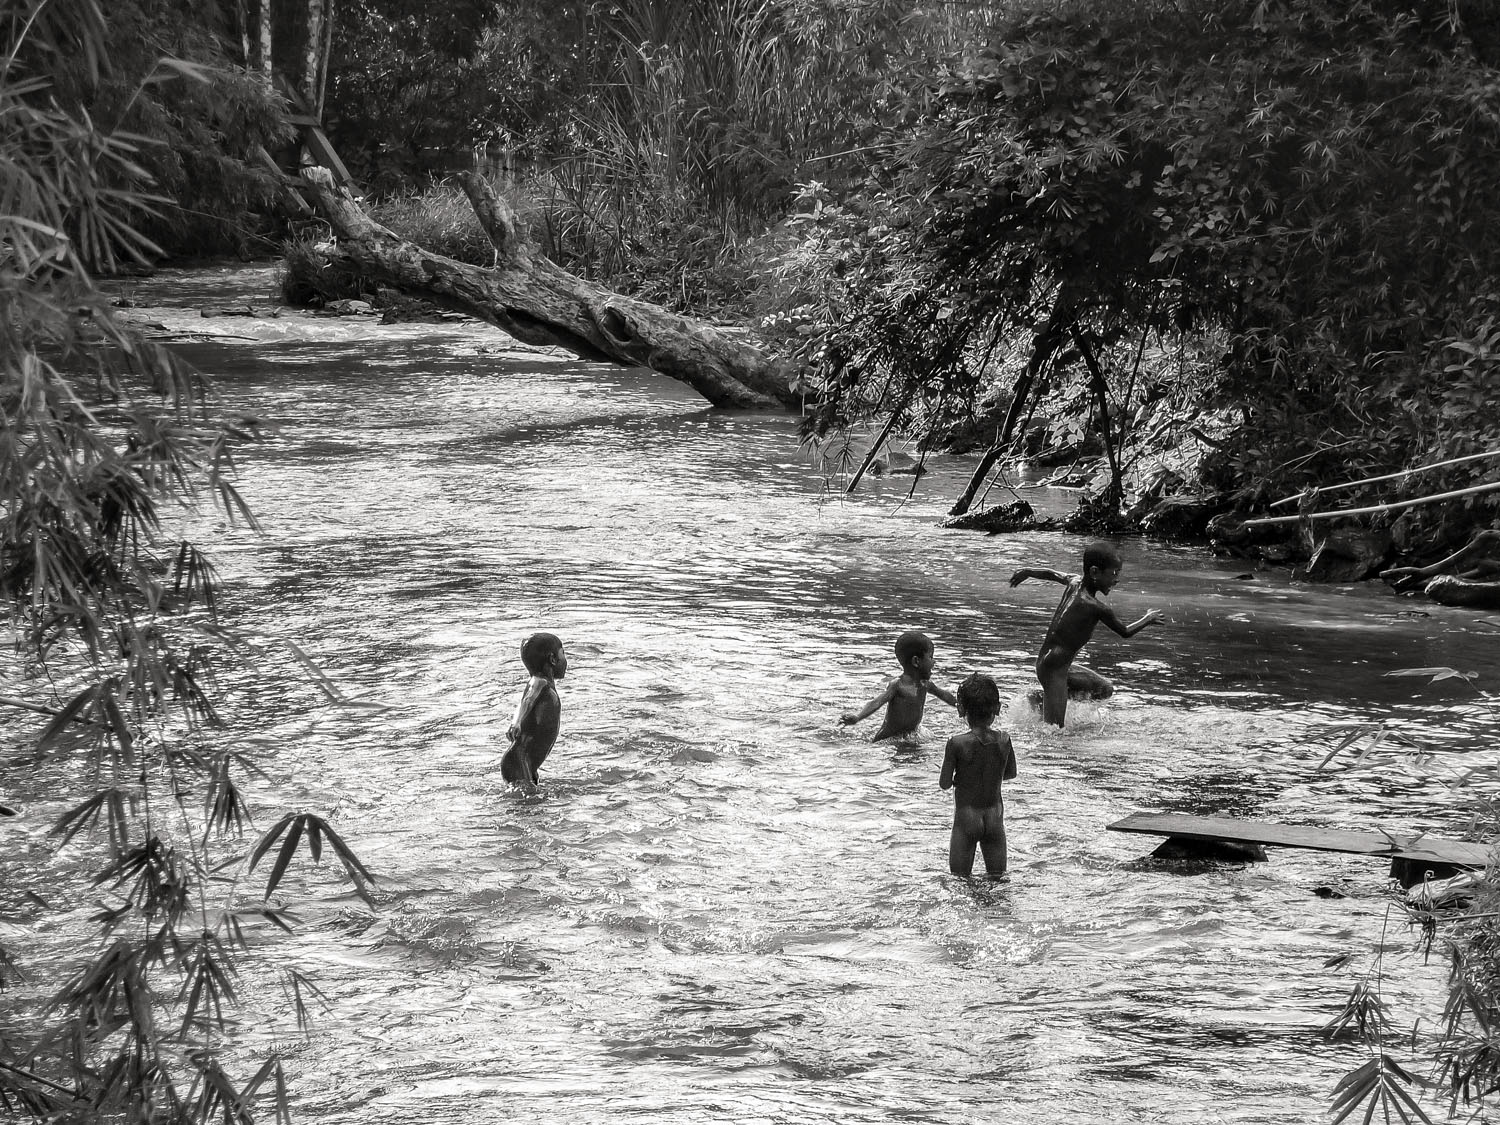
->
(1381, 527), (1500, 608)
(297, 167), (802, 410)
(1382, 529), (1500, 586)
(1421, 574), (1500, 610)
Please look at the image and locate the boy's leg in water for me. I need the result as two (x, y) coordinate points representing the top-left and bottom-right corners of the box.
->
(977, 808), (1008, 878)
(500, 744), (533, 784)
(1036, 650), (1071, 727)
(949, 813), (980, 876)
(1067, 665), (1114, 701)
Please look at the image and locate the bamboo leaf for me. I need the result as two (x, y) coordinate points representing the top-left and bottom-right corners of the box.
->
(247, 813), (297, 872)
(1330, 1059), (1379, 1125)
(314, 816), (376, 887)
(1385, 666), (1476, 683)
(279, 639), (344, 702)
(148, 57), (215, 86)
(37, 685), (97, 751)
(262, 816), (305, 899)
(98, 685), (135, 760)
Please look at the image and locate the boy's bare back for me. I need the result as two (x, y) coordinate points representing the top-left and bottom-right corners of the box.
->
(940, 729), (1016, 807)
(941, 673), (1014, 878)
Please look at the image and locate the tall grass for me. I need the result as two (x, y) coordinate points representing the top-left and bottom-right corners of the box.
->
(533, 0), (1006, 315)
(297, 2), (1012, 318)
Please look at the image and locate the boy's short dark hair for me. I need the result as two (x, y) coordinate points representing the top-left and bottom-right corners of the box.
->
(956, 672), (1001, 724)
(1083, 541), (1122, 572)
(521, 631), (563, 675)
(893, 630), (933, 668)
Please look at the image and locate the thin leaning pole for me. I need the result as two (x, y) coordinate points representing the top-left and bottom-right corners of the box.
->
(1268, 450), (1500, 508)
(1243, 479), (1500, 527)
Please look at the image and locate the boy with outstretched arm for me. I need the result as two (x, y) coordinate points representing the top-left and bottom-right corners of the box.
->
(940, 672), (1016, 879)
(501, 632), (567, 788)
(1009, 541), (1161, 728)
(841, 629), (957, 740)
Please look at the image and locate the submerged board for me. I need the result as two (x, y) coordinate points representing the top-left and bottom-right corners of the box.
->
(1108, 812), (1492, 868)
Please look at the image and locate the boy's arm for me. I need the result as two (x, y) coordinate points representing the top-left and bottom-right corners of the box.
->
(841, 680), (896, 725)
(1099, 605), (1163, 639)
(1002, 736), (1017, 781)
(927, 681), (958, 708)
(939, 740), (958, 789)
(506, 676), (548, 741)
(1009, 567), (1072, 587)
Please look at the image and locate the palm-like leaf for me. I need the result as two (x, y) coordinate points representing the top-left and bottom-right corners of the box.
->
(1330, 1054), (1433, 1125)
(248, 812), (376, 901)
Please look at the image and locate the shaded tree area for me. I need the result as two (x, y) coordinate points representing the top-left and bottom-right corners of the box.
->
(15, 0), (302, 259)
(324, 0), (581, 191)
(796, 0), (1500, 544)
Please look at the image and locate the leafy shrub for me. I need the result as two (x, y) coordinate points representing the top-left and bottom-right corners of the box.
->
(800, 0), (1500, 522)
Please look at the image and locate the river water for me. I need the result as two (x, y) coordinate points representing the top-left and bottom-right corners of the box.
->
(8, 264), (1500, 1123)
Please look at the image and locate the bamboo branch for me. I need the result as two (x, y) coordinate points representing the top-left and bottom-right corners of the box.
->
(948, 287), (1076, 516)
(1243, 479), (1500, 527)
(0, 695), (60, 717)
(1269, 450), (1500, 508)
(846, 385), (916, 494)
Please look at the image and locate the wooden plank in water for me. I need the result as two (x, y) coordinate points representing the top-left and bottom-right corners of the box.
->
(1108, 812), (1491, 867)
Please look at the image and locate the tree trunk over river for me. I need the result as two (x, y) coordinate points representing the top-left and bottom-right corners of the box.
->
(298, 167), (802, 410)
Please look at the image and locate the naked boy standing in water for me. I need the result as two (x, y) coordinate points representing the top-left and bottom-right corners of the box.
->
(940, 673), (1016, 879)
(1010, 542), (1161, 728)
(501, 632), (567, 788)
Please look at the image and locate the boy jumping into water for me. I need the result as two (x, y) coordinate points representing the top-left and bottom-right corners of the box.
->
(940, 673), (1016, 879)
(1009, 541), (1161, 728)
(841, 630), (958, 740)
(501, 632), (567, 788)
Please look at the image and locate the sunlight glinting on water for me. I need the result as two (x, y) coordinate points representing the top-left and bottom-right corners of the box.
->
(7, 265), (1499, 1124)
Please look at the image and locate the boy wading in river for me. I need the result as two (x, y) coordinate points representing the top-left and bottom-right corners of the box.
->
(940, 673), (1016, 879)
(501, 632), (567, 789)
(1010, 541), (1161, 728)
(841, 630), (958, 740)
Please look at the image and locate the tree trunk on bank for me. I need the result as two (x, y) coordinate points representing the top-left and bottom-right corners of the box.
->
(248, 0), (273, 83)
(946, 288), (1076, 516)
(298, 167), (802, 410)
(246, 0), (333, 112)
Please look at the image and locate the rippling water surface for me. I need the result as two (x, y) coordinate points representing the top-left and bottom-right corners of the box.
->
(10, 265), (1500, 1123)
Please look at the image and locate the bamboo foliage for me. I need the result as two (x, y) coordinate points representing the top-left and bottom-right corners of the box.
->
(1, 4), (370, 1122)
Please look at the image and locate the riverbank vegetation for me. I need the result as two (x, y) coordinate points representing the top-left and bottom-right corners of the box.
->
(307, 1), (1500, 577)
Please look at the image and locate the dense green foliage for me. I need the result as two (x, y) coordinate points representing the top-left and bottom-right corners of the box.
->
(799, 0), (1500, 527)
(1, 3), (368, 1121)
(324, 0), (993, 311)
(20, 0), (293, 260)
(325, 0), (538, 191)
